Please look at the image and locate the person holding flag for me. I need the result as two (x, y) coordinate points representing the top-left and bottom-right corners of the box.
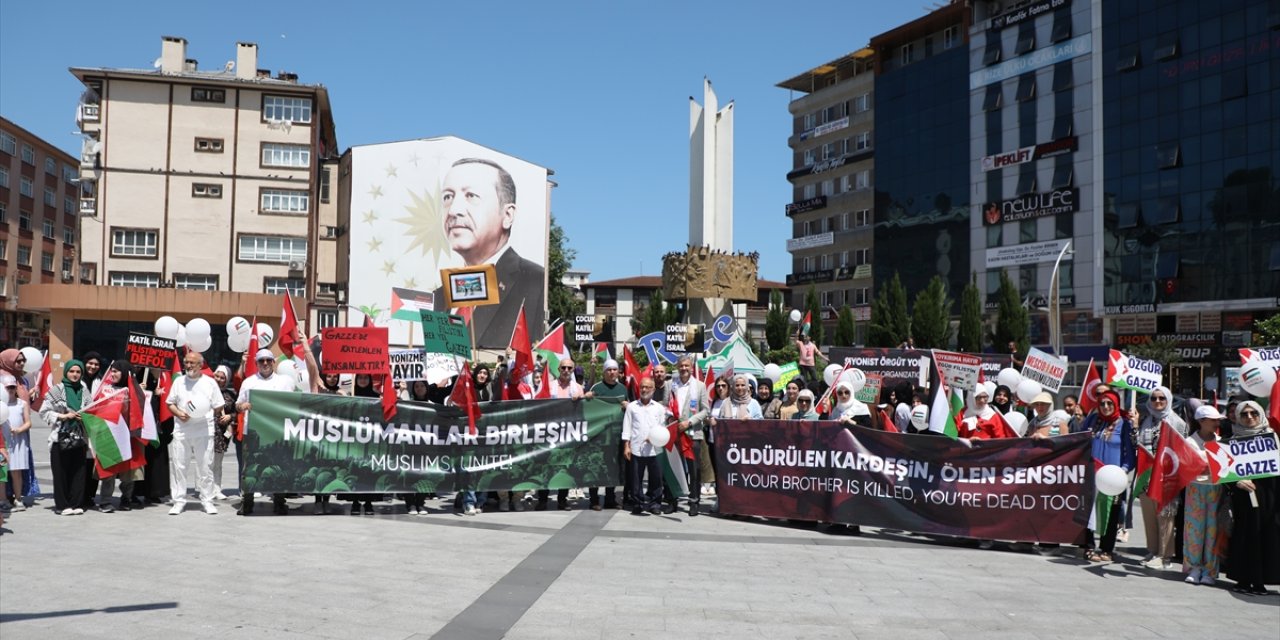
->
(92, 361), (142, 513)
(667, 355), (711, 516)
(960, 386), (1018, 440)
(1182, 405), (1225, 585)
(1136, 386), (1187, 570)
(585, 359), (629, 511)
(1083, 390), (1135, 563)
(794, 321), (818, 386)
(235, 349), (298, 516)
(1224, 401), (1279, 596)
(164, 351), (223, 516)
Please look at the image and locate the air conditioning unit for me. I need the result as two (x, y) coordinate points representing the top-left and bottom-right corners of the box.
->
(322, 225), (338, 239)
(288, 260), (304, 272)
(61, 270), (73, 282)
(336, 289), (347, 304)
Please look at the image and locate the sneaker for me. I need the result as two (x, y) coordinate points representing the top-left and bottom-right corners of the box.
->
(70, 508), (84, 515)
(463, 504), (478, 516)
(362, 502), (375, 515)
(203, 502), (218, 515)
(1142, 557), (1166, 570)
(1198, 573), (1215, 586)
(1185, 569), (1201, 584)
(99, 504), (116, 514)
(1117, 528), (1129, 543)
(10, 503), (26, 512)
(169, 503), (184, 516)
(214, 493), (230, 501)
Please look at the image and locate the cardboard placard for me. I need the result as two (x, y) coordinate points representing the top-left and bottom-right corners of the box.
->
(1022, 347), (1069, 393)
(419, 309), (472, 358)
(574, 314), (613, 344)
(770, 362), (801, 393)
(855, 373), (884, 404)
(389, 349), (460, 383)
(321, 327), (389, 375)
(664, 324), (706, 354)
(127, 332), (177, 370)
(1205, 434), (1280, 483)
(931, 350), (982, 392)
(439, 264), (499, 309)
(1106, 349), (1162, 394)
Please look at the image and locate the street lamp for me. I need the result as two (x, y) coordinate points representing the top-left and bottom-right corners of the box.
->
(1048, 240), (1074, 357)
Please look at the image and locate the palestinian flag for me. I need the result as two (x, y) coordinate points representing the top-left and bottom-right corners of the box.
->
(801, 310), (812, 336)
(593, 343), (610, 362)
(928, 362), (964, 439)
(659, 392), (691, 498)
(1134, 445), (1155, 497)
(390, 286), (435, 322)
(82, 390), (131, 471)
(534, 322), (571, 374)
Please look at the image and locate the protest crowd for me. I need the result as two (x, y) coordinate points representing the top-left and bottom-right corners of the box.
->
(1, 310), (1276, 599)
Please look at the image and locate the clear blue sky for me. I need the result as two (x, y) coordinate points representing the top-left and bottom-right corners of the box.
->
(0, 1), (928, 284)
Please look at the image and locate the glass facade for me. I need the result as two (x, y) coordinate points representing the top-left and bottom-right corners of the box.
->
(874, 44), (972, 296)
(1101, 0), (1280, 306)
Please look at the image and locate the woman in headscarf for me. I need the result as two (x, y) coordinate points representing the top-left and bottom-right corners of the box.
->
(791, 389), (819, 421)
(1084, 389), (1135, 563)
(831, 382), (872, 428)
(1183, 405), (1225, 586)
(961, 386), (1017, 440)
(0, 349), (29, 401)
(1136, 386), (1187, 570)
(210, 366), (239, 501)
(757, 380), (782, 419)
(80, 352), (106, 397)
(0, 373), (32, 511)
(1224, 401), (1279, 595)
(41, 360), (90, 515)
(991, 384), (1014, 415)
(472, 364), (493, 403)
(777, 379), (802, 421)
(93, 361), (140, 513)
(711, 375), (763, 422)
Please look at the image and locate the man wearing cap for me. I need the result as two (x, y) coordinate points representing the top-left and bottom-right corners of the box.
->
(586, 359), (629, 510)
(235, 349), (296, 515)
(164, 352), (224, 515)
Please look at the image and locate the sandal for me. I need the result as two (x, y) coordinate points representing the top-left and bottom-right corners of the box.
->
(1085, 550), (1104, 562)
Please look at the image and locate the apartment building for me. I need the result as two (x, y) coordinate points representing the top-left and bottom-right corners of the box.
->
(0, 117), (82, 349)
(777, 50), (877, 342)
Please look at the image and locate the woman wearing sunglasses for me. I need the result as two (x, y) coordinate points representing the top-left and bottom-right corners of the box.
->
(1136, 386), (1187, 570)
(1084, 390), (1135, 563)
(1224, 401), (1279, 596)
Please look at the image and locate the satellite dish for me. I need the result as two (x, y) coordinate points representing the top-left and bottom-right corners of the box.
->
(152, 57), (162, 69)
(224, 60), (235, 72)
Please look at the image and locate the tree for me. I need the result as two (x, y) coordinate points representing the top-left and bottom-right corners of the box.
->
(868, 272), (910, 347)
(1256, 312), (1280, 346)
(992, 270), (1029, 355)
(633, 290), (677, 337)
(835, 305), (856, 346)
(803, 285), (824, 346)
(546, 215), (583, 340)
(765, 289), (788, 351)
(957, 272), (983, 353)
(911, 276), (953, 349)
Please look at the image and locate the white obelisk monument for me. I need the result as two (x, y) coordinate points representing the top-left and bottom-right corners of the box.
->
(689, 78), (733, 252)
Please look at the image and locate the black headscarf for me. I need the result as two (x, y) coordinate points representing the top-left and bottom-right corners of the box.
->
(992, 384), (1014, 414)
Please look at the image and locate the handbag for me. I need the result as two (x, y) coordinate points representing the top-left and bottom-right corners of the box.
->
(57, 419), (87, 451)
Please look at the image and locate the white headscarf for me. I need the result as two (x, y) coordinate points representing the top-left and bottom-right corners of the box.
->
(831, 382), (857, 417)
(1233, 400), (1271, 437)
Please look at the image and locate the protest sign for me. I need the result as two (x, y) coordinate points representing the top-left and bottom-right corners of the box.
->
(389, 349), (460, 382)
(665, 324), (706, 354)
(1205, 434), (1280, 483)
(713, 420), (1092, 543)
(1022, 347), (1068, 393)
(126, 332), (177, 370)
(574, 314), (613, 344)
(1239, 346), (1280, 371)
(321, 327), (388, 375)
(932, 350), (983, 392)
(771, 362), (801, 393)
(829, 348), (1011, 394)
(855, 373), (884, 404)
(243, 393), (622, 493)
(1105, 349), (1163, 394)
(419, 309), (471, 358)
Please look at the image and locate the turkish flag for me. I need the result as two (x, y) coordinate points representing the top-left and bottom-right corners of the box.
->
(449, 360), (482, 434)
(622, 345), (642, 399)
(1078, 358), (1101, 415)
(279, 291), (305, 358)
(243, 318), (260, 379)
(1148, 421), (1207, 509)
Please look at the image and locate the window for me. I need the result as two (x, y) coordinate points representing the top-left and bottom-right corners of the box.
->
(0, 203), (5, 223)
(854, 288), (870, 305)
(18, 210), (30, 231)
(63, 226), (75, 245)
(821, 290), (835, 307)
(1020, 218), (1038, 244)
(803, 149), (815, 167)
(265, 277), (306, 296)
(1155, 253), (1180, 279)
(317, 309), (339, 329)
(1015, 22), (1035, 55)
(194, 137), (224, 153)
(803, 184), (816, 199)
(854, 209), (871, 227)
(983, 84), (1003, 111)
(262, 95), (313, 123)
(17, 245), (32, 266)
(260, 189), (309, 214)
(802, 256), (813, 272)
(43, 186), (55, 206)
(1051, 160), (1074, 189)
(21, 144), (34, 165)
(1016, 74), (1036, 102)
(983, 33), (1002, 65)
(1055, 214), (1073, 240)
(1155, 143), (1180, 169)
(19, 177), (33, 197)
(855, 170), (870, 190)
(1221, 69), (1247, 100)
(41, 252), (53, 272)
(1117, 203), (1141, 229)
(64, 196), (74, 215)
(1019, 264), (1037, 292)
(1051, 9), (1072, 43)
(44, 157), (56, 174)
(821, 180), (834, 197)
(0, 132), (15, 154)
(1155, 197), (1181, 224)
(191, 87), (226, 103)
(1117, 46), (1140, 71)
(853, 93), (871, 113)
(839, 175), (852, 193)
(943, 26), (958, 50)
(192, 183), (222, 198)
(261, 143), (310, 168)
(822, 141), (841, 160)
(900, 43), (914, 66)
(62, 256), (73, 273)
(174, 273), (218, 290)
(319, 167), (331, 203)
(111, 228), (158, 257)
(0, 165), (7, 187)
(854, 248), (871, 265)
(1052, 114), (1073, 140)
(1052, 62), (1073, 92)
(1016, 167), (1036, 196)
(109, 271), (160, 288)
(0, 239), (6, 260)
(239, 235), (307, 263)
(854, 131), (872, 150)
(62, 165), (75, 183)
(987, 224), (1003, 248)
(1153, 32), (1179, 61)
(41, 220), (54, 239)
(803, 113), (817, 130)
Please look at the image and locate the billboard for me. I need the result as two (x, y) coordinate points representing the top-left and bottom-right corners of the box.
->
(348, 138), (549, 347)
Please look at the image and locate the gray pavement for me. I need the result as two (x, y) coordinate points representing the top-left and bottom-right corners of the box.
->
(2, 421), (1277, 639)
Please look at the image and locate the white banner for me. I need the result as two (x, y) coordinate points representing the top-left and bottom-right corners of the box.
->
(986, 239), (1073, 269)
(1022, 347), (1068, 393)
(932, 350), (982, 392)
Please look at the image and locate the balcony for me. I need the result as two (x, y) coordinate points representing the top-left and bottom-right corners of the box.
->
(79, 198), (96, 215)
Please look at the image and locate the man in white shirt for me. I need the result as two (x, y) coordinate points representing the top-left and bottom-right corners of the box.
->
(622, 376), (672, 515)
(666, 355), (711, 515)
(235, 349), (297, 515)
(165, 352), (225, 515)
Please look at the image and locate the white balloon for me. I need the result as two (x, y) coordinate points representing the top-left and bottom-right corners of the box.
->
(275, 360), (299, 391)
(1015, 379), (1043, 404)
(997, 367), (1023, 390)
(1096, 464), (1129, 497)
(19, 347), (44, 376)
(789, 309), (802, 323)
(181, 393), (213, 420)
(190, 334), (213, 353)
(762, 363), (782, 382)
(155, 316), (180, 339)
(175, 326), (188, 348)
(910, 405), (929, 431)
(227, 332), (250, 353)
(185, 318), (212, 341)
(823, 364), (844, 387)
(226, 316), (252, 338)
(839, 368), (866, 393)
(255, 323), (275, 347)
(1240, 360), (1277, 398)
(1004, 411), (1029, 437)
(647, 425), (671, 448)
